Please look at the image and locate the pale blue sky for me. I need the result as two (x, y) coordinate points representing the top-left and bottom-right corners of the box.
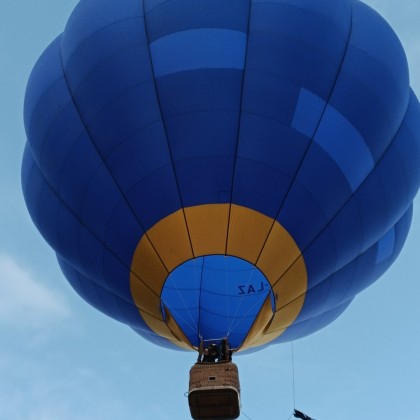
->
(1, 1), (419, 419)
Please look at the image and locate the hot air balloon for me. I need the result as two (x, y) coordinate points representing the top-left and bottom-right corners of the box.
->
(22, 0), (420, 417)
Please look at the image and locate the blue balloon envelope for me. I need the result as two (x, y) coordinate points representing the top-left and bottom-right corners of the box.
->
(22, 0), (420, 352)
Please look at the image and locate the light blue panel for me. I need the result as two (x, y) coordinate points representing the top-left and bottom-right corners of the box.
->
(292, 88), (326, 138)
(375, 227), (395, 263)
(150, 29), (246, 77)
(315, 104), (374, 190)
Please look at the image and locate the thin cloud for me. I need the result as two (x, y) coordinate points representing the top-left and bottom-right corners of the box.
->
(0, 254), (70, 327)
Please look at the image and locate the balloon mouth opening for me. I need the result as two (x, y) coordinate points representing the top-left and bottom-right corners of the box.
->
(160, 255), (275, 349)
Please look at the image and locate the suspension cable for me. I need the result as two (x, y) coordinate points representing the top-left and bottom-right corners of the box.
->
(291, 341), (296, 409)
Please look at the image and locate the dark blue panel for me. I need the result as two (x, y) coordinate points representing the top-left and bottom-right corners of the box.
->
(79, 164), (127, 239)
(283, 142), (353, 248)
(288, 206), (411, 329)
(58, 256), (149, 329)
(131, 326), (179, 350)
(237, 114), (309, 174)
(125, 165), (182, 230)
(174, 157), (234, 206)
(393, 91), (420, 200)
(277, 300), (352, 342)
(104, 122), (170, 190)
(248, 0), (351, 98)
(70, 43), (154, 123)
(61, 0), (142, 63)
(329, 1), (409, 161)
(150, 29), (246, 77)
(21, 146), (41, 220)
(63, 19), (148, 91)
(26, 79), (72, 166)
(232, 158), (292, 218)
(57, 132), (102, 214)
(95, 197), (143, 267)
(157, 69), (243, 117)
(302, 199), (363, 288)
(242, 72), (300, 126)
(279, 179), (331, 251)
(162, 107), (238, 159)
(24, 36), (63, 133)
(144, 0), (249, 41)
(86, 83), (163, 156)
(39, 103), (85, 192)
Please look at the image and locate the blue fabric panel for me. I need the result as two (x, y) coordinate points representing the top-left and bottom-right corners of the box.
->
(280, 143), (352, 250)
(63, 19), (147, 93)
(232, 159), (293, 218)
(150, 22), (244, 207)
(23, 148), (143, 307)
(61, 0), (142, 63)
(124, 166), (181, 230)
(278, 177), (334, 251)
(61, 0), (184, 231)
(156, 71), (241, 206)
(393, 91), (420, 201)
(25, 62), (71, 166)
(130, 326), (180, 351)
(22, 150), (58, 247)
(375, 227), (395, 263)
(144, 0), (249, 41)
(300, 94), (420, 293)
(174, 157), (234, 206)
(232, 0), (351, 220)
(328, 1), (409, 162)
(104, 123), (169, 191)
(157, 69), (242, 117)
(58, 256), (151, 330)
(252, 0), (352, 30)
(292, 88), (326, 138)
(301, 199), (362, 289)
(84, 84), (163, 156)
(291, 208), (411, 326)
(346, 214), (407, 297)
(276, 300), (352, 343)
(24, 36), (63, 134)
(150, 29), (246, 77)
(314, 104), (374, 191)
(79, 166), (128, 240)
(69, 43), (155, 125)
(249, 0), (351, 98)
(242, 74), (300, 126)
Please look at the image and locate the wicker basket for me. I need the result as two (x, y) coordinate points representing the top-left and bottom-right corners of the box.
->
(188, 362), (240, 420)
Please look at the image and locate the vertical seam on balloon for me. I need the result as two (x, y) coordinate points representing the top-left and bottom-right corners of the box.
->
(141, 0), (195, 260)
(254, 4), (355, 269)
(224, 0), (253, 255)
(56, 35), (171, 307)
(197, 256), (205, 341)
(24, 143), (167, 323)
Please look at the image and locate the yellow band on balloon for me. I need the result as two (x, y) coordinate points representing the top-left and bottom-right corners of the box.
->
(130, 204), (307, 350)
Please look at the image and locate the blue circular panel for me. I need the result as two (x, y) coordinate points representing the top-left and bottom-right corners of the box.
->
(161, 255), (272, 348)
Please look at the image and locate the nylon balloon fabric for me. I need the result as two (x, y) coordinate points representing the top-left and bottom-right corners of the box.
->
(22, 0), (420, 352)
